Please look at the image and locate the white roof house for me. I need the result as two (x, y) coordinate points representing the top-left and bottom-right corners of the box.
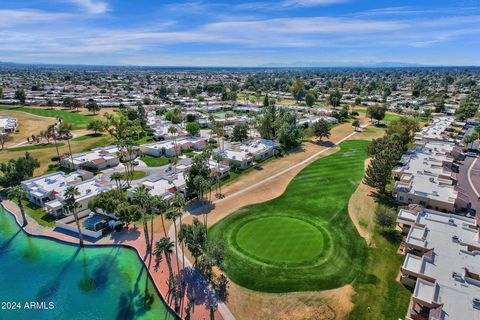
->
(398, 208), (480, 320)
(140, 137), (207, 157)
(21, 171), (112, 217)
(60, 145), (121, 170)
(239, 139), (281, 161)
(216, 139), (280, 169)
(0, 116), (17, 133)
(127, 172), (186, 200)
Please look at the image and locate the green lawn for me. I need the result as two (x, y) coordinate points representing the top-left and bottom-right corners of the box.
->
(8, 143), (65, 152)
(23, 200), (56, 228)
(349, 229), (411, 319)
(236, 216), (324, 263)
(0, 105), (93, 129)
(209, 140), (370, 292)
(357, 110), (429, 124)
(140, 155), (171, 167)
(81, 135), (115, 152)
(357, 109), (401, 123)
(72, 133), (104, 142)
(120, 170), (147, 180)
(135, 135), (156, 145)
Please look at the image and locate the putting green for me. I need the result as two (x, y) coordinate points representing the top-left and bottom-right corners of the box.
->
(235, 216), (325, 264)
(209, 140), (370, 293)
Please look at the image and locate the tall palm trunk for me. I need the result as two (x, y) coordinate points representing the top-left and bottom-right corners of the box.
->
(142, 210), (150, 252)
(205, 212), (208, 237)
(123, 163), (130, 186)
(160, 214), (167, 236)
(53, 134), (61, 162)
(217, 163), (221, 196)
(173, 219), (181, 275)
(180, 228), (186, 271)
(67, 139), (74, 170)
(150, 214), (154, 248)
(72, 210), (84, 247)
(164, 253), (179, 312)
(17, 196), (27, 227)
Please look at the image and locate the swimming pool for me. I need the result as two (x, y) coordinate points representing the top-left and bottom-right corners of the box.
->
(0, 207), (176, 320)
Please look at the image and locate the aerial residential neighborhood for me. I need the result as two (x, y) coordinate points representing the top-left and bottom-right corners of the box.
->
(1, 1), (480, 320)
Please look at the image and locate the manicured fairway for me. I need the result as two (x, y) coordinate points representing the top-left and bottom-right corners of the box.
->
(235, 216), (324, 263)
(209, 140), (370, 292)
(7, 143), (65, 152)
(0, 106), (92, 129)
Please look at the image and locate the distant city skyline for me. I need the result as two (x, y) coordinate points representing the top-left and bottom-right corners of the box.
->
(1, 0), (480, 66)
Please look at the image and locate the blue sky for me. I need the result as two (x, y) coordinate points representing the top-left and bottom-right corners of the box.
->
(1, 0), (480, 66)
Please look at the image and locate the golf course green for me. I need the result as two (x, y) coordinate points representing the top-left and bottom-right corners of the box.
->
(209, 140), (370, 293)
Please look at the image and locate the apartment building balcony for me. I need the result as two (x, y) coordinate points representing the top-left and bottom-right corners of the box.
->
(394, 180), (413, 193)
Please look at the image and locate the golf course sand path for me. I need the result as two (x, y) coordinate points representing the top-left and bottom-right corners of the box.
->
(171, 121), (369, 320)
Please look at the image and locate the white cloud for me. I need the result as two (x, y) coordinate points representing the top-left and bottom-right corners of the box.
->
(66, 0), (109, 14)
(281, 0), (348, 7)
(0, 9), (71, 27)
(237, 0), (347, 10)
(1, 6), (480, 66)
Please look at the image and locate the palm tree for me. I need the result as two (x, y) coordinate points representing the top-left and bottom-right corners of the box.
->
(168, 126), (179, 168)
(151, 195), (168, 236)
(47, 124), (61, 162)
(154, 236), (179, 312)
(172, 195), (186, 271)
(58, 122), (74, 169)
(7, 186), (27, 227)
(110, 172), (123, 189)
(177, 225), (188, 272)
(132, 185), (152, 252)
(194, 176), (211, 232)
(165, 196), (183, 276)
(64, 186), (84, 247)
(212, 153), (224, 197)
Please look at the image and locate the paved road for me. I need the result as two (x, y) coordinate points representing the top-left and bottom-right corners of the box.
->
(457, 156), (480, 212)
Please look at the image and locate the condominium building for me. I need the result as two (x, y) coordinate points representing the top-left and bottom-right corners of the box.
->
(414, 116), (455, 142)
(397, 207), (480, 320)
(393, 119), (469, 213)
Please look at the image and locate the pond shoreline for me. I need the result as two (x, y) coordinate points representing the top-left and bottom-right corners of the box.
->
(1, 200), (216, 320)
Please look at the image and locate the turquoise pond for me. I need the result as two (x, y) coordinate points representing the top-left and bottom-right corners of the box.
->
(0, 208), (175, 320)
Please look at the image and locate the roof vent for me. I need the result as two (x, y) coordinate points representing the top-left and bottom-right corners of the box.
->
(473, 298), (480, 309)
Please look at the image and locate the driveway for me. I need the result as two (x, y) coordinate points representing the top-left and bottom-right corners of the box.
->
(99, 164), (170, 184)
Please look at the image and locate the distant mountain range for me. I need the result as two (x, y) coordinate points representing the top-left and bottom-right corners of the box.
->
(0, 60), (477, 69)
(258, 61), (428, 68)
